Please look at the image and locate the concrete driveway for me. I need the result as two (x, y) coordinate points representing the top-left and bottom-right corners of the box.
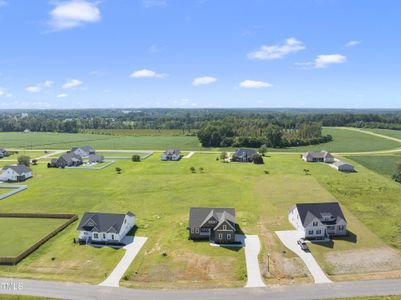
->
(99, 236), (148, 287)
(241, 235), (266, 288)
(275, 230), (331, 284)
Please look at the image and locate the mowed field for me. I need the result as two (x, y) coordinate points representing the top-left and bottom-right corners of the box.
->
(0, 218), (67, 257)
(0, 149), (400, 287)
(346, 155), (401, 177)
(0, 127), (401, 152)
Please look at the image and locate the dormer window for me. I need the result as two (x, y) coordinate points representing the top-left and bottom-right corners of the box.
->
(223, 225), (227, 230)
(313, 221), (318, 226)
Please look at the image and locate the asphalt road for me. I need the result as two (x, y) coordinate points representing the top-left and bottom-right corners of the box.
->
(1, 277), (401, 300)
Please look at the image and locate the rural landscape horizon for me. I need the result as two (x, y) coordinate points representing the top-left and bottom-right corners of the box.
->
(1, 1), (401, 300)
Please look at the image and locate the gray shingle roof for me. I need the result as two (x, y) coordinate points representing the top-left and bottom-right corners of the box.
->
(77, 211), (134, 233)
(3, 165), (32, 175)
(71, 146), (95, 153)
(295, 202), (346, 227)
(234, 148), (257, 158)
(304, 151), (333, 159)
(189, 207), (236, 228)
(333, 161), (353, 167)
(60, 152), (82, 163)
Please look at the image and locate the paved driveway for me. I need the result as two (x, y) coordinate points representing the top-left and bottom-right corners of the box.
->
(99, 236), (148, 287)
(275, 230), (331, 284)
(241, 235), (266, 288)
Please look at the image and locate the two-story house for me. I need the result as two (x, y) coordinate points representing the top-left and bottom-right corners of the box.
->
(71, 146), (95, 158)
(187, 207), (236, 244)
(232, 149), (257, 163)
(77, 211), (135, 245)
(288, 202), (347, 240)
(161, 149), (182, 161)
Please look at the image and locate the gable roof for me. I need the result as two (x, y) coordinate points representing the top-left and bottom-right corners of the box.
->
(2, 165), (32, 175)
(294, 202), (346, 227)
(234, 148), (257, 158)
(164, 149), (181, 155)
(59, 152), (82, 163)
(333, 161), (353, 167)
(71, 146), (95, 153)
(304, 151), (333, 159)
(189, 207), (236, 229)
(77, 211), (135, 233)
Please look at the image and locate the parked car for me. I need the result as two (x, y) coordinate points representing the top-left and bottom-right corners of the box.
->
(297, 238), (309, 251)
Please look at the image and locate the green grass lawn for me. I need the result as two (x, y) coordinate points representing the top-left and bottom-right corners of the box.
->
(0, 218), (68, 257)
(367, 128), (401, 140)
(346, 155), (401, 177)
(1, 127), (400, 153)
(0, 151), (400, 287)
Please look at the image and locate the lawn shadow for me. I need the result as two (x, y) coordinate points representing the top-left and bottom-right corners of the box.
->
(333, 230), (357, 244)
(311, 240), (334, 249)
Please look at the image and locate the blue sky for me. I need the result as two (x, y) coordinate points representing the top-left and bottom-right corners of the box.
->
(0, 0), (401, 109)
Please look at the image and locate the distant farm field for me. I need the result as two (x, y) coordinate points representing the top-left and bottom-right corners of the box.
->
(1, 127), (401, 153)
(367, 128), (401, 140)
(0, 132), (201, 151)
(269, 127), (401, 153)
(0, 217), (67, 257)
(347, 155), (401, 177)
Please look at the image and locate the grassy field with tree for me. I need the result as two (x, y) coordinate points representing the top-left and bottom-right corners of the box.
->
(346, 156), (401, 177)
(0, 150), (400, 287)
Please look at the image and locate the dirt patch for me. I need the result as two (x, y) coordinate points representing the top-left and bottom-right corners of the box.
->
(325, 247), (401, 275)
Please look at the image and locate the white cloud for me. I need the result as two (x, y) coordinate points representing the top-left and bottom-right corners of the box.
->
(63, 79), (83, 89)
(49, 0), (101, 31)
(297, 54), (347, 69)
(57, 93), (68, 98)
(247, 37), (305, 60)
(143, 0), (167, 8)
(239, 80), (273, 89)
(130, 69), (166, 79)
(314, 54), (346, 68)
(192, 76), (218, 86)
(345, 40), (361, 47)
(0, 87), (6, 96)
(0, 1), (7, 8)
(25, 80), (54, 93)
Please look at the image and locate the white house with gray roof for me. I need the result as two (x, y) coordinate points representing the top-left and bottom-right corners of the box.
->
(332, 161), (355, 172)
(288, 202), (347, 240)
(188, 208), (237, 244)
(71, 146), (95, 158)
(77, 211), (135, 245)
(161, 149), (182, 161)
(302, 151), (334, 163)
(0, 165), (32, 182)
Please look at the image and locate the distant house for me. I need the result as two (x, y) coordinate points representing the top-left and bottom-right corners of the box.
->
(302, 151), (334, 163)
(288, 202), (347, 240)
(0, 165), (32, 182)
(88, 154), (104, 163)
(77, 211), (135, 245)
(187, 208), (237, 244)
(232, 149), (257, 163)
(332, 161), (355, 172)
(0, 147), (7, 159)
(161, 149), (182, 161)
(49, 153), (83, 168)
(71, 146), (95, 158)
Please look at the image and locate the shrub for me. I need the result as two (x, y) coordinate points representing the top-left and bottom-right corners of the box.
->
(252, 153), (264, 164)
(131, 154), (141, 162)
(115, 167), (122, 174)
(190, 166), (196, 173)
(220, 152), (227, 160)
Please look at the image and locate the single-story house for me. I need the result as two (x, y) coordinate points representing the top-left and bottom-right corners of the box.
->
(0, 165), (32, 182)
(77, 211), (135, 245)
(88, 154), (104, 163)
(288, 202), (347, 240)
(187, 207), (237, 244)
(302, 151), (335, 163)
(333, 161), (355, 172)
(232, 148), (257, 163)
(71, 146), (95, 158)
(161, 149), (182, 161)
(49, 152), (83, 168)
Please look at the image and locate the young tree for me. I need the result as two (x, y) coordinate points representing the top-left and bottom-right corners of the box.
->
(18, 155), (31, 167)
(220, 152), (227, 160)
(32, 159), (38, 165)
(199, 167), (204, 173)
(190, 166), (196, 173)
(131, 154), (141, 162)
(259, 144), (268, 156)
(115, 167), (122, 174)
